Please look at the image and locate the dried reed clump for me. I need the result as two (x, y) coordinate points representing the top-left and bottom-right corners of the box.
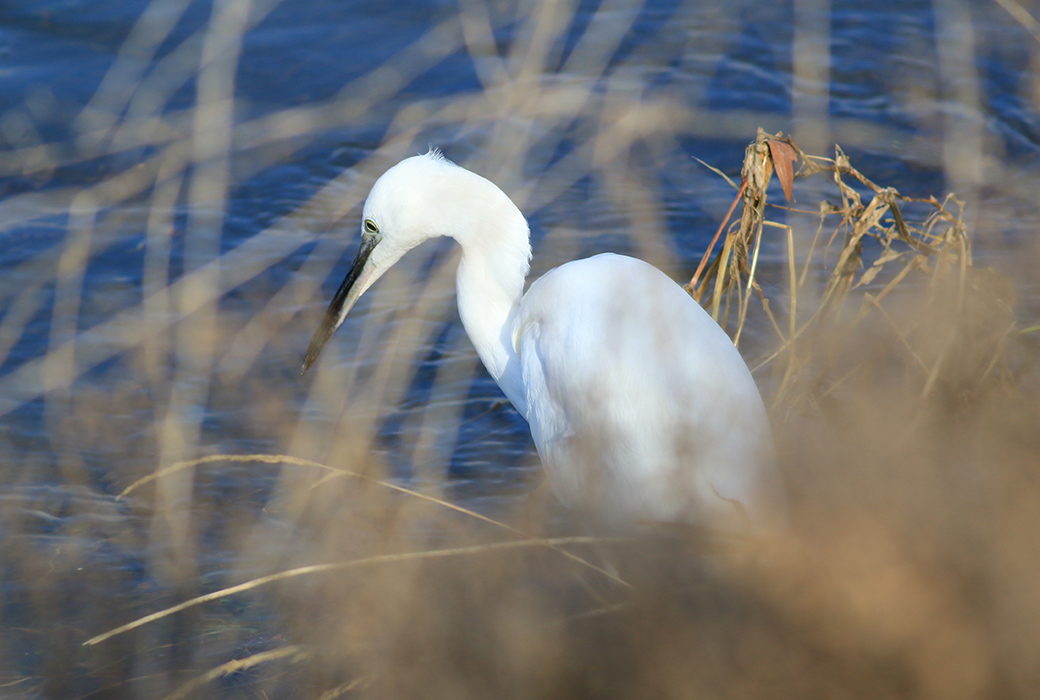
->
(687, 128), (1026, 416)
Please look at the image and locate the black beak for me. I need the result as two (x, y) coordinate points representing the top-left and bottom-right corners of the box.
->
(301, 235), (380, 374)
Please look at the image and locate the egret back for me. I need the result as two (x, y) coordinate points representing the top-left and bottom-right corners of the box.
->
(515, 253), (782, 529)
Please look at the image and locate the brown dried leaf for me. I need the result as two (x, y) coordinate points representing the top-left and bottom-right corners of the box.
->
(767, 138), (798, 203)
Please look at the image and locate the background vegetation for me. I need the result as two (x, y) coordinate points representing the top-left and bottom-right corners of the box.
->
(0, 0), (1038, 697)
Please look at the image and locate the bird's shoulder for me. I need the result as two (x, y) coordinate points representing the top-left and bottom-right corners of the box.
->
(519, 253), (672, 318)
(517, 252), (699, 334)
(527, 252), (657, 289)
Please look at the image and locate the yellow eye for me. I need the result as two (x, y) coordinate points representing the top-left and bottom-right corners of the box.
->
(363, 219), (379, 235)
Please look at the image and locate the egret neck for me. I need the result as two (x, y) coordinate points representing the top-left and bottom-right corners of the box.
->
(447, 169), (531, 418)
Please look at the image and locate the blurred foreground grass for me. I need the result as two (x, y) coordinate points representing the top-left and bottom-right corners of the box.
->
(1, 0), (1039, 698)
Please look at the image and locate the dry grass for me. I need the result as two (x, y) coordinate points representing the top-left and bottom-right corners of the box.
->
(1, 0), (1039, 698)
(686, 129), (1025, 415)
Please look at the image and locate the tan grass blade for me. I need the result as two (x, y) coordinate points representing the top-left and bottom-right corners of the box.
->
(117, 453), (631, 588)
(83, 536), (623, 646)
(161, 646), (309, 700)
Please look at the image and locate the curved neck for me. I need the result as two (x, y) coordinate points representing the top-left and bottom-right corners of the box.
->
(449, 191), (531, 417)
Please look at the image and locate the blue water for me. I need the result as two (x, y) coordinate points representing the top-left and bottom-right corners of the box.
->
(2, 0), (1040, 693)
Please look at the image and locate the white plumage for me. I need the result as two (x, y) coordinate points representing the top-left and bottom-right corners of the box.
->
(303, 151), (784, 531)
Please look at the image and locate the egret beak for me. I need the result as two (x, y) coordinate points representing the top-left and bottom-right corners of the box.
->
(301, 234), (380, 374)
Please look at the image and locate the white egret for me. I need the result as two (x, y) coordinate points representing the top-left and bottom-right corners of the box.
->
(303, 151), (784, 530)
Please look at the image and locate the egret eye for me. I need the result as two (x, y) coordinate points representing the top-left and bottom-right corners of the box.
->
(363, 219), (379, 235)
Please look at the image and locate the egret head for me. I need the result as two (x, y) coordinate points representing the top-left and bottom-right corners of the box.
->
(301, 151), (469, 373)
